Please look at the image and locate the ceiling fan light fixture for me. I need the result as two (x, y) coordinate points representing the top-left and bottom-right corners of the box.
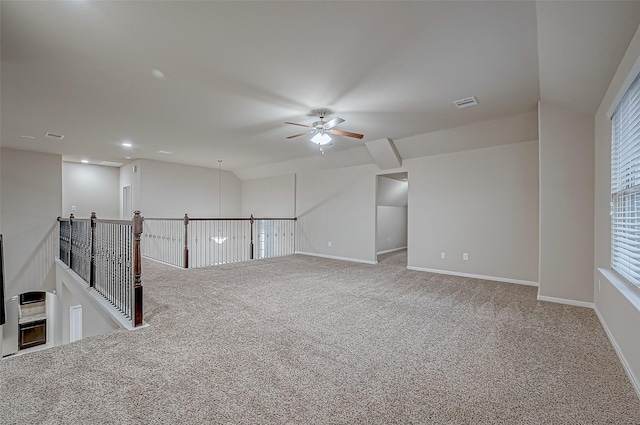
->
(311, 132), (332, 145)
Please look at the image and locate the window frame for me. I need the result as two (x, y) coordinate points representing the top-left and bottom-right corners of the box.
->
(611, 70), (640, 291)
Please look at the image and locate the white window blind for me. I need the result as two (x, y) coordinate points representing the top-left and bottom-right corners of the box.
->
(611, 72), (640, 288)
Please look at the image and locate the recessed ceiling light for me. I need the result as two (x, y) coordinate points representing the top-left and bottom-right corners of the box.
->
(158, 150), (172, 154)
(152, 69), (165, 79)
(20, 135), (35, 140)
(81, 159), (89, 164)
(122, 141), (133, 148)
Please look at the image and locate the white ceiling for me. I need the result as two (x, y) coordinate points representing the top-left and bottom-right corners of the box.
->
(1, 1), (639, 173)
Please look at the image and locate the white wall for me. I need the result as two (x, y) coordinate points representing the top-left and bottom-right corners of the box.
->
(377, 176), (408, 207)
(376, 176), (408, 254)
(395, 112), (539, 160)
(0, 148), (62, 355)
(241, 174), (295, 217)
(120, 160), (142, 218)
(405, 141), (539, 284)
(376, 206), (407, 254)
(63, 162), (120, 219)
(538, 101), (594, 303)
(0, 149), (62, 298)
(594, 23), (640, 397)
(296, 164), (379, 263)
(235, 145), (374, 181)
(138, 159), (241, 218)
(56, 262), (120, 344)
(1, 297), (18, 357)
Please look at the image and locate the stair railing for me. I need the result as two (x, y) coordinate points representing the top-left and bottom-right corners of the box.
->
(57, 212), (144, 327)
(142, 214), (296, 268)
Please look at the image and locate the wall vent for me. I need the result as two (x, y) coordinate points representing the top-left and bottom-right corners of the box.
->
(45, 132), (64, 139)
(453, 96), (478, 109)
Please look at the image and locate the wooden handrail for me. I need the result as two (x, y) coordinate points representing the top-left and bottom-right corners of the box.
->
(144, 216), (297, 221)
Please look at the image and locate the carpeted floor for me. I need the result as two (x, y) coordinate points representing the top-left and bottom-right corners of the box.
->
(377, 249), (408, 267)
(1, 252), (639, 424)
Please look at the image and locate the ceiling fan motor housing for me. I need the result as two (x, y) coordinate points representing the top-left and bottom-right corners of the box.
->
(312, 120), (326, 130)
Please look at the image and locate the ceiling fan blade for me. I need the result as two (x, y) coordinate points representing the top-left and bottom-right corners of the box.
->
(329, 129), (364, 139)
(284, 121), (312, 128)
(323, 117), (345, 130)
(286, 131), (312, 139)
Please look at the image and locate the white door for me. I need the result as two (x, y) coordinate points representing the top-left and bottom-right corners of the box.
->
(122, 185), (132, 220)
(69, 305), (82, 343)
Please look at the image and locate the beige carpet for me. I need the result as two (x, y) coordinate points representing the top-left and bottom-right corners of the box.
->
(377, 249), (408, 267)
(1, 253), (639, 424)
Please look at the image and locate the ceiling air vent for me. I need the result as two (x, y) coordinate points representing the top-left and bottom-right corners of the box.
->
(45, 132), (65, 139)
(453, 96), (478, 109)
(99, 161), (124, 167)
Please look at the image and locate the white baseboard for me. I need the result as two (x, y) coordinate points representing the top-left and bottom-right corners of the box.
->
(536, 294), (595, 309)
(406, 266), (538, 287)
(143, 256), (186, 269)
(594, 306), (640, 400)
(377, 246), (407, 255)
(296, 251), (377, 265)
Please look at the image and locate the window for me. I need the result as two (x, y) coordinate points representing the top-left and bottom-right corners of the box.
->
(611, 71), (640, 288)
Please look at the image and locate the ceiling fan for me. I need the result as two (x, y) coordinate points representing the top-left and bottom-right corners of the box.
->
(285, 110), (364, 152)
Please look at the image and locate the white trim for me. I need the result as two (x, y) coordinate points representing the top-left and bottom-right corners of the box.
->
(598, 268), (640, 313)
(406, 266), (539, 287)
(594, 306), (640, 400)
(376, 246), (407, 255)
(536, 295), (594, 309)
(143, 256), (185, 270)
(295, 251), (377, 265)
(607, 55), (640, 118)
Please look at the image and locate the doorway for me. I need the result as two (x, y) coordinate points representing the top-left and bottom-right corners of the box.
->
(375, 173), (408, 265)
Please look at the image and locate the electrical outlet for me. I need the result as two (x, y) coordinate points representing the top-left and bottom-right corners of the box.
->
(387, 237), (391, 243)
(463, 253), (469, 261)
(71, 206), (76, 211)
(440, 252), (446, 260)
(328, 241), (332, 247)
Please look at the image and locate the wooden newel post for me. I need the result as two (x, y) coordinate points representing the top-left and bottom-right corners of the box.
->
(250, 214), (255, 260)
(69, 213), (75, 269)
(133, 211), (144, 327)
(90, 212), (97, 287)
(183, 213), (189, 269)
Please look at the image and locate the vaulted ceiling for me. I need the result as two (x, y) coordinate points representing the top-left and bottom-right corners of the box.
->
(2, 1), (639, 172)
